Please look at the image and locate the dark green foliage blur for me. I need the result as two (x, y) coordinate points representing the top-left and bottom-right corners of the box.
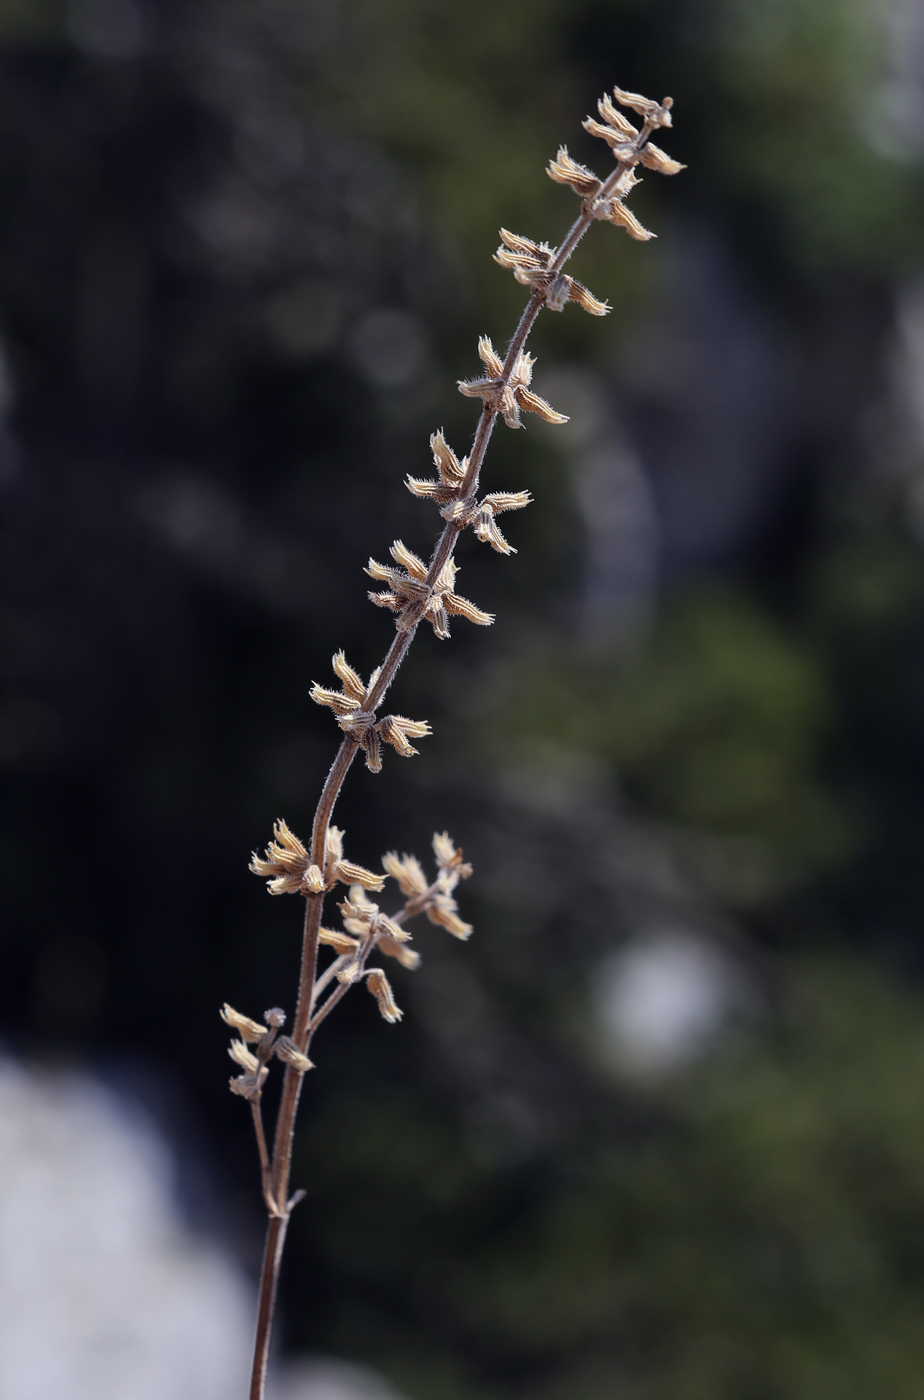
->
(2, 0), (924, 1395)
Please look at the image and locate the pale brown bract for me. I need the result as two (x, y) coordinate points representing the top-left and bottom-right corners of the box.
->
(229, 80), (683, 1400)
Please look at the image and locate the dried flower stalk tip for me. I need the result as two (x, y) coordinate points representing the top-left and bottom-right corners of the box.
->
(220, 1004), (268, 1042)
(433, 831), (473, 877)
(264, 1007), (286, 1028)
(366, 968), (403, 1023)
(382, 851), (428, 897)
(561, 87), (682, 244)
(458, 337), (568, 430)
(274, 1036), (314, 1072)
(613, 85), (673, 127)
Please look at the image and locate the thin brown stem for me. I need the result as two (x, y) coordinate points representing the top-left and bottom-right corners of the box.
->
(249, 1213), (288, 1400)
(250, 1100), (281, 1218)
(309, 953), (349, 1006)
(247, 117), (660, 1400)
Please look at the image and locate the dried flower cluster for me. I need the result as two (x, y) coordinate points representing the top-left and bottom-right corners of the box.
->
(241, 830), (471, 1043)
(230, 82), (683, 1400)
(366, 543), (494, 639)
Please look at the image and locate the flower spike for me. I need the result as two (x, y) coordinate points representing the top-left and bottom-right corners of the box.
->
(231, 84), (682, 1363)
(553, 88), (682, 244)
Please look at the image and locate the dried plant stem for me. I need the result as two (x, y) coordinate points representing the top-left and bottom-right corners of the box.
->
(250, 1100), (281, 1218)
(246, 108), (669, 1400)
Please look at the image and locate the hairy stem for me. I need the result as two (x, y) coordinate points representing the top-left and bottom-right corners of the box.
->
(247, 127), (653, 1400)
(250, 1100), (280, 1217)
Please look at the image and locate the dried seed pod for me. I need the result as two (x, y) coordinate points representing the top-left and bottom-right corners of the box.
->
(378, 714), (432, 758)
(274, 1037), (314, 1072)
(595, 198), (655, 241)
(228, 1068), (267, 1099)
(220, 1004), (268, 1042)
(378, 934), (422, 970)
(332, 858), (386, 891)
(381, 851), (428, 898)
(546, 146), (601, 198)
(640, 142), (685, 176)
(319, 927), (361, 955)
(366, 968), (403, 1023)
(426, 895), (473, 940)
(612, 85), (673, 127)
(229, 1040), (260, 1073)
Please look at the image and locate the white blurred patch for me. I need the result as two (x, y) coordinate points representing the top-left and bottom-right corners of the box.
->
(865, 0), (924, 162)
(0, 1059), (253, 1400)
(593, 928), (748, 1073)
(268, 1357), (409, 1400)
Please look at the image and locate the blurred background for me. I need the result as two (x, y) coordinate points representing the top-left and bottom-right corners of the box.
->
(3, 0), (924, 1396)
